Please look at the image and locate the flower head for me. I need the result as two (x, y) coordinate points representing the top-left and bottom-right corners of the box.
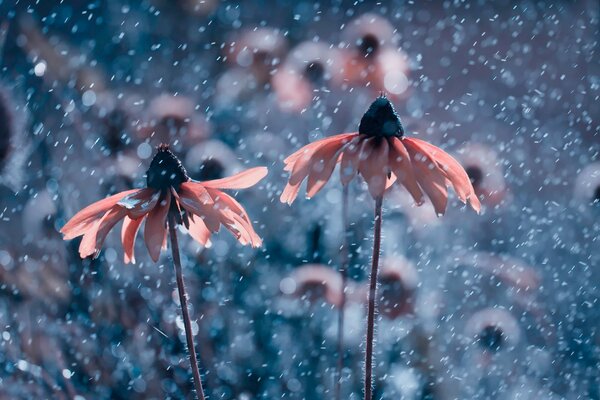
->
(281, 95), (480, 215)
(61, 144), (267, 263)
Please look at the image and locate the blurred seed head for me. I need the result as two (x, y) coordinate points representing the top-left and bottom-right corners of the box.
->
(342, 13), (397, 56)
(272, 42), (342, 111)
(574, 162), (600, 207)
(0, 86), (14, 172)
(141, 94), (209, 148)
(456, 144), (508, 207)
(466, 308), (521, 352)
(226, 28), (287, 85)
(339, 14), (410, 97)
(377, 257), (418, 319)
(185, 140), (242, 181)
(283, 264), (344, 307)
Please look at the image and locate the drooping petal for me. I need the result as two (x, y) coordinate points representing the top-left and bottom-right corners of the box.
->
(117, 189), (160, 219)
(179, 182), (214, 205)
(405, 137), (481, 213)
(280, 181), (302, 205)
(144, 192), (171, 262)
(283, 133), (357, 166)
(61, 189), (138, 240)
(178, 184), (221, 232)
(121, 216), (144, 264)
(388, 138), (424, 205)
(403, 139), (448, 216)
(202, 167), (268, 190)
(358, 138), (390, 198)
(187, 214), (212, 246)
(207, 188), (262, 247)
(306, 139), (348, 199)
(339, 136), (362, 185)
(78, 207), (128, 259)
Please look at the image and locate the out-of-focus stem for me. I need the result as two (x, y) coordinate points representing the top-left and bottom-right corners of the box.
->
(335, 184), (350, 400)
(364, 196), (383, 400)
(168, 214), (206, 400)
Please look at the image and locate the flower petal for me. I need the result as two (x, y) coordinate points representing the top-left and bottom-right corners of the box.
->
(280, 181), (302, 205)
(403, 139), (448, 216)
(187, 214), (212, 246)
(305, 139), (347, 199)
(179, 182), (214, 205)
(79, 207), (127, 259)
(202, 167), (268, 190)
(144, 192), (171, 262)
(178, 184), (221, 232)
(61, 189), (138, 240)
(207, 188), (262, 247)
(339, 136), (362, 185)
(405, 138), (480, 213)
(388, 138), (424, 205)
(358, 138), (390, 198)
(283, 133), (357, 166)
(118, 189), (160, 219)
(121, 216), (144, 264)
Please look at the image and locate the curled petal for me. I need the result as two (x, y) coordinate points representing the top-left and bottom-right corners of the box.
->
(79, 207), (128, 259)
(202, 167), (268, 190)
(61, 189), (138, 240)
(405, 137), (480, 213)
(388, 138), (424, 205)
(403, 139), (448, 216)
(144, 192), (171, 262)
(121, 216), (144, 264)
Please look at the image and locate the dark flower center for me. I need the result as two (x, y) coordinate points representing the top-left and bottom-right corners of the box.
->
(466, 165), (484, 188)
(478, 325), (504, 352)
(379, 275), (407, 311)
(593, 186), (600, 204)
(146, 144), (189, 191)
(304, 62), (325, 85)
(358, 34), (379, 58)
(0, 89), (13, 171)
(359, 96), (404, 138)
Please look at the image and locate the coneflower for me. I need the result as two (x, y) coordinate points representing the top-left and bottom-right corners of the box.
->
(61, 144), (267, 399)
(281, 95), (480, 400)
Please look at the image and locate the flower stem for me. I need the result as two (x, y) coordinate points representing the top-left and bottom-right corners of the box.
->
(168, 214), (206, 400)
(365, 196), (383, 400)
(335, 184), (350, 400)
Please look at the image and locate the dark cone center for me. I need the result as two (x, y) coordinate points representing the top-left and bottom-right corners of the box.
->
(466, 165), (484, 188)
(359, 96), (404, 138)
(478, 325), (504, 352)
(358, 34), (379, 58)
(593, 186), (600, 204)
(146, 144), (189, 191)
(304, 62), (325, 85)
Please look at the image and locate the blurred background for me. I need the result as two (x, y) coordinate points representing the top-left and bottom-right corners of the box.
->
(0, 0), (598, 399)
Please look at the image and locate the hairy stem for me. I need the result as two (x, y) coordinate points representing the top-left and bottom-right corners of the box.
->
(168, 215), (206, 400)
(365, 196), (383, 400)
(335, 184), (350, 400)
